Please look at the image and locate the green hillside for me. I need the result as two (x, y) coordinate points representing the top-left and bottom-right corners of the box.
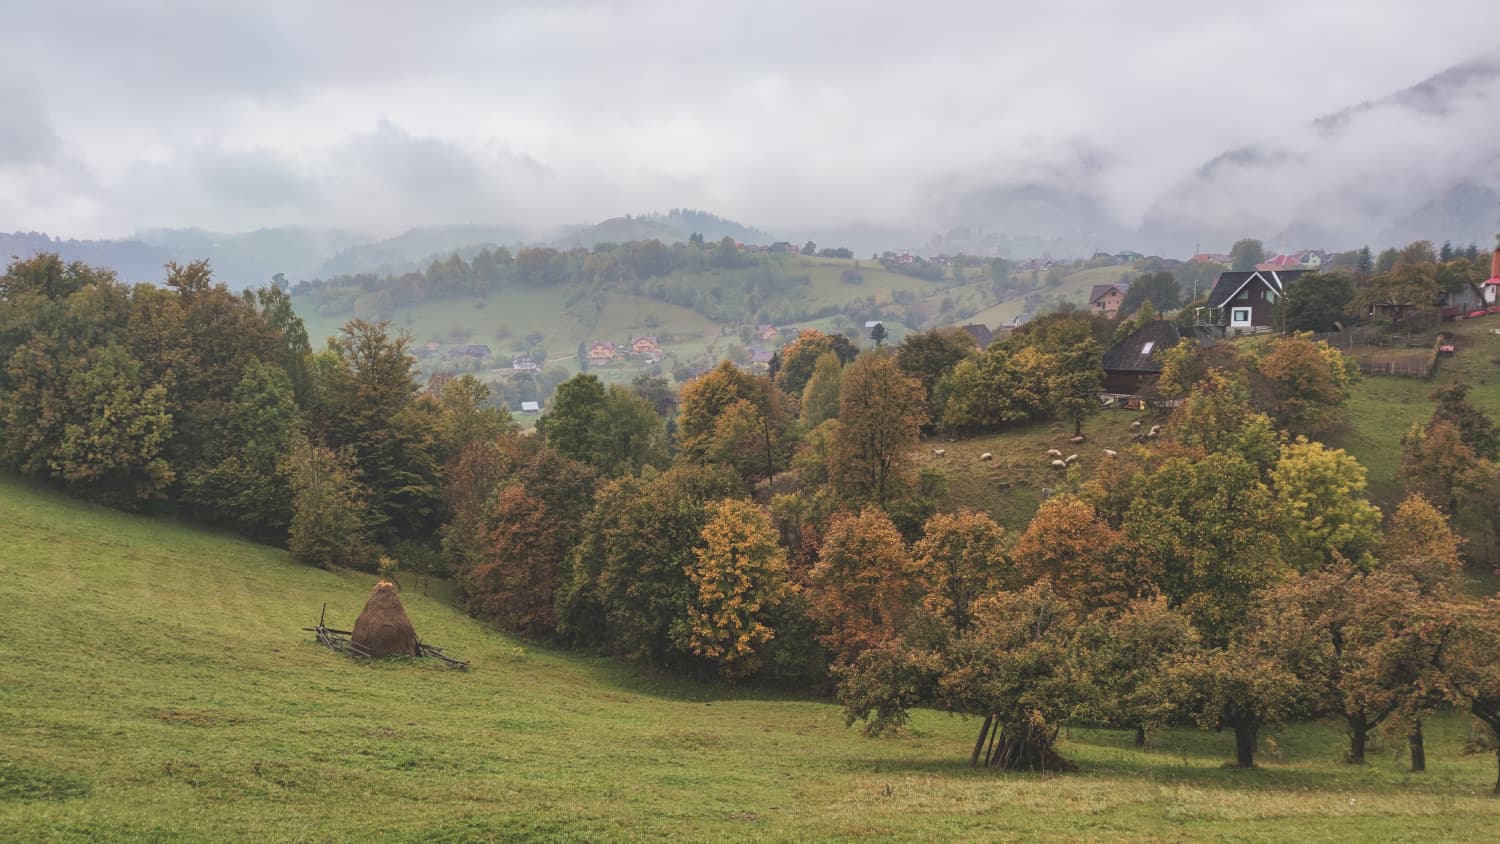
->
(968, 265), (1135, 328)
(6, 477), (1500, 841)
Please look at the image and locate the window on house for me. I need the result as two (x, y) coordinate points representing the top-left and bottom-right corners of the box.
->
(1232, 308), (1251, 323)
(1140, 341), (1155, 355)
(1236, 290), (1250, 300)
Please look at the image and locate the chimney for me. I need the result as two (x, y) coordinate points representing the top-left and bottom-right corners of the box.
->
(1492, 246), (1500, 280)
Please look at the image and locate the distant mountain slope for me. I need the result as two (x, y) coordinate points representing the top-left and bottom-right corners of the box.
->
(0, 232), (174, 283)
(315, 224), (526, 278)
(552, 209), (772, 250)
(1141, 60), (1500, 252)
(135, 226), (367, 286)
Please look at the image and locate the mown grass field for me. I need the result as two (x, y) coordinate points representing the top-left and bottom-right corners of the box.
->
(6, 477), (1500, 841)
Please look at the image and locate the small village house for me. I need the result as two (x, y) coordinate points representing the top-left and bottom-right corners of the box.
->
(1196, 269), (1306, 335)
(630, 335), (662, 360)
(1089, 283), (1130, 319)
(586, 341), (617, 363)
(512, 354), (540, 372)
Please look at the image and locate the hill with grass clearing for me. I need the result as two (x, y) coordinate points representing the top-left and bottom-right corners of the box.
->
(6, 476), (1500, 841)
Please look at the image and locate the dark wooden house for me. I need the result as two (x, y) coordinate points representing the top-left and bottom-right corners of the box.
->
(1102, 319), (1182, 395)
(1195, 269), (1305, 335)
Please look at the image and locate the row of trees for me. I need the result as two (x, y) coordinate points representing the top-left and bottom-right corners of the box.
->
(11, 252), (1500, 788)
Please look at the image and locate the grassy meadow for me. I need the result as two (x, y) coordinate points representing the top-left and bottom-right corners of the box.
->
(5, 476), (1500, 841)
(968, 265), (1136, 328)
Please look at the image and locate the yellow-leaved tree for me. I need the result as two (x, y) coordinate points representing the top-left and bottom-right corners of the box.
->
(680, 498), (791, 680)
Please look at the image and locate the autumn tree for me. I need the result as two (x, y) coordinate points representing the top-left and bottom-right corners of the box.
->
(1355, 263), (1439, 324)
(1123, 452), (1289, 642)
(461, 486), (570, 637)
(830, 353), (927, 501)
(1012, 494), (1137, 609)
(678, 499), (791, 680)
(1270, 439), (1382, 572)
(1174, 593), (1335, 767)
(677, 360), (790, 478)
(1164, 370), (1280, 471)
(771, 329), (858, 398)
(559, 464), (744, 667)
(805, 506), (916, 662)
(1382, 493), (1465, 577)
(1074, 596), (1199, 746)
(839, 583), (1085, 771)
(1248, 334), (1358, 438)
(1431, 598), (1500, 794)
(909, 509), (1009, 634)
(1398, 420), (1482, 516)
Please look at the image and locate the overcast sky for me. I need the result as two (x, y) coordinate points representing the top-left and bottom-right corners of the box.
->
(2, 0), (1497, 241)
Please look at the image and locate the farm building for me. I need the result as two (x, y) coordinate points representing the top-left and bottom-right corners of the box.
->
(520, 401), (540, 413)
(961, 323), (994, 350)
(1102, 318), (1182, 396)
(512, 355), (540, 372)
(586, 341), (617, 363)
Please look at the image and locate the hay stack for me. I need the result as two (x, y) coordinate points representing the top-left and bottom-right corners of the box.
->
(351, 581), (418, 658)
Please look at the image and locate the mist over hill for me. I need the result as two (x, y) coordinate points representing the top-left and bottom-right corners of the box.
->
(8, 59), (1500, 285)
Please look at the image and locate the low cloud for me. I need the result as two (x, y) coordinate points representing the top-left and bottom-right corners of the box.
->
(1, 1), (1497, 247)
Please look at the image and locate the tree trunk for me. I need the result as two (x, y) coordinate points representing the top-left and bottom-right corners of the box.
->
(1073, 412), (1083, 437)
(1410, 724), (1426, 773)
(1346, 715), (1368, 764)
(1233, 722), (1258, 769)
(970, 715), (994, 768)
(987, 719), (1076, 772)
(1134, 725), (1146, 748)
(1494, 746), (1500, 796)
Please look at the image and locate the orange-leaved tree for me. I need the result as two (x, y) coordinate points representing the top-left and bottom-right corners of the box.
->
(806, 505), (915, 663)
(910, 509), (1009, 635)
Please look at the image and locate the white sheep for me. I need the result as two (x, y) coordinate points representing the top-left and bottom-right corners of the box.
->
(1046, 448), (1063, 458)
(1050, 459), (1067, 469)
(1064, 454), (1079, 465)
(1102, 448), (1117, 457)
(932, 448), (947, 457)
(1070, 434), (1086, 444)
(980, 452), (994, 461)
(1129, 419), (1142, 431)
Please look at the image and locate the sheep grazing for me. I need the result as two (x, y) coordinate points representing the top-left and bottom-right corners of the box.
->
(1128, 419), (1142, 431)
(1046, 448), (1063, 458)
(1050, 459), (1067, 469)
(1064, 454), (1079, 465)
(1147, 424), (1161, 439)
(1102, 448), (1117, 458)
(980, 452), (994, 462)
(1070, 434), (1086, 444)
(932, 448), (947, 457)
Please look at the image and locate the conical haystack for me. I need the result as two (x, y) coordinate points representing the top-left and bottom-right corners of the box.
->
(351, 581), (418, 658)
